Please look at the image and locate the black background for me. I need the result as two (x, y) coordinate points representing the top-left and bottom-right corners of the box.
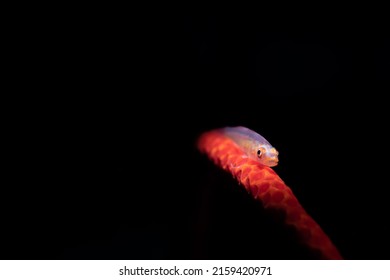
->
(3, 11), (389, 259)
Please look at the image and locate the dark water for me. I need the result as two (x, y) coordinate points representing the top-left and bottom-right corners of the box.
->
(2, 13), (389, 259)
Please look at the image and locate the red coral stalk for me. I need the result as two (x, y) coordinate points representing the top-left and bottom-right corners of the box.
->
(197, 130), (342, 259)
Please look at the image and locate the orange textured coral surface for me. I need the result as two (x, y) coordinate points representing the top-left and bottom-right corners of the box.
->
(197, 131), (342, 259)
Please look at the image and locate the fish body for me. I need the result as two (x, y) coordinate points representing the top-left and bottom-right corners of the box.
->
(219, 126), (279, 167)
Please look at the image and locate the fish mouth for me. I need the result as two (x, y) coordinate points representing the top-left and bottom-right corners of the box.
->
(267, 158), (279, 167)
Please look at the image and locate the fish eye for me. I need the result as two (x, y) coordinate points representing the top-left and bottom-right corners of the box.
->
(257, 149), (262, 158)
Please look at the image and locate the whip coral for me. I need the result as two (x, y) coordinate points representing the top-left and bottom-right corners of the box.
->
(197, 129), (342, 259)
